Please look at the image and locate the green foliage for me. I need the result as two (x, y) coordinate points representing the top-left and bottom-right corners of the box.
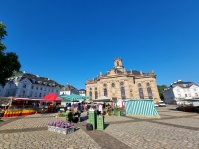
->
(157, 85), (167, 100)
(11, 70), (23, 77)
(0, 22), (21, 86)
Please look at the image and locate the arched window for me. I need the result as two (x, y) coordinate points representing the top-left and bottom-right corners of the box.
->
(121, 87), (126, 99)
(89, 91), (92, 99)
(139, 88), (144, 99)
(95, 91), (98, 99)
(104, 88), (108, 96)
(147, 88), (153, 99)
(103, 84), (107, 87)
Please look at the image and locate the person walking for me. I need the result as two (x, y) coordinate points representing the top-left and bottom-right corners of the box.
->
(77, 103), (82, 122)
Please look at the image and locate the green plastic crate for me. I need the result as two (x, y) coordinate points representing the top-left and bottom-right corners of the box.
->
(88, 111), (97, 129)
(97, 116), (104, 130)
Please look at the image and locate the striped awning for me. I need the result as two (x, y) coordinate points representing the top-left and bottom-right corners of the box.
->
(124, 99), (159, 117)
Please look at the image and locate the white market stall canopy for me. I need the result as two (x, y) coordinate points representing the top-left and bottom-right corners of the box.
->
(92, 96), (112, 102)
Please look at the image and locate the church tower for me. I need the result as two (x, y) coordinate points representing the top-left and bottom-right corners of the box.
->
(114, 58), (123, 69)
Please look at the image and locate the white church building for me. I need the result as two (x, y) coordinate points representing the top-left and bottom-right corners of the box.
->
(0, 72), (60, 98)
(163, 80), (199, 104)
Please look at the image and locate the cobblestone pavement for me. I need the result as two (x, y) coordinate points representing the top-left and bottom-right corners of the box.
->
(0, 105), (199, 149)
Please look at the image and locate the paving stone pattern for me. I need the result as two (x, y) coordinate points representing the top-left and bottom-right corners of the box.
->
(0, 105), (199, 149)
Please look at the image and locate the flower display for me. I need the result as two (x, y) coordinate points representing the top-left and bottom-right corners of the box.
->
(48, 121), (73, 128)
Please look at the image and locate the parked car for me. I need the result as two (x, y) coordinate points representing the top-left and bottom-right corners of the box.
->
(158, 101), (166, 107)
(154, 103), (158, 107)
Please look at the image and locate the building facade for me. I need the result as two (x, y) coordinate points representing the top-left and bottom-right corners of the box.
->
(163, 80), (199, 104)
(86, 58), (160, 102)
(60, 84), (79, 95)
(0, 72), (60, 98)
(79, 89), (86, 96)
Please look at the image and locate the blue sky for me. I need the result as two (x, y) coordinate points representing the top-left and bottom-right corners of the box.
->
(1, 0), (199, 89)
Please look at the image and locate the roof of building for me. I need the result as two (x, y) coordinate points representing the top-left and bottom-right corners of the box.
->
(8, 73), (59, 87)
(79, 89), (86, 91)
(170, 80), (198, 88)
(60, 84), (77, 91)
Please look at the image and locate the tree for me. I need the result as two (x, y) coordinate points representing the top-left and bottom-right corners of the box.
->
(157, 85), (167, 100)
(0, 22), (21, 86)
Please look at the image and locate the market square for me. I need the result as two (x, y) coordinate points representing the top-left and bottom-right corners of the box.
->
(1, 105), (199, 149)
(1, 1), (199, 149)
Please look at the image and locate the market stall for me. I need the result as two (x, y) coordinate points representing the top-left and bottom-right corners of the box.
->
(42, 93), (63, 113)
(124, 99), (160, 118)
(1, 97), (43, 117)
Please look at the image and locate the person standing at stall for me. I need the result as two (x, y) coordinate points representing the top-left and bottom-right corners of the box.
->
(35, 102), (39, 114)
(67, 107), (73, 124)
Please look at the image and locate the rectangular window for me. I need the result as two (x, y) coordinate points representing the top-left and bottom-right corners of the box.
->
(185, 94), (187, 97)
